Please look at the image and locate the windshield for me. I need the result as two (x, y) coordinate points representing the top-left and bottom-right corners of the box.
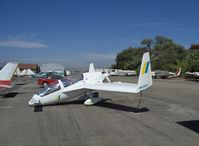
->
(37, 79), (72, 97)
(37, 83), (61, 97)
(62, 80), (72, 87)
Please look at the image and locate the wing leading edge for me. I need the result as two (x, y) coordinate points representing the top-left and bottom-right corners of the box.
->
(62, 81), (139, 94)
(85, 82), (139, 93)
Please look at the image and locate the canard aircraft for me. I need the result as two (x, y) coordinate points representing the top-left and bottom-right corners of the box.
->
(152, 68), (181, 79)
(29, 52), (152, 106)
(0, 62), (18, 88)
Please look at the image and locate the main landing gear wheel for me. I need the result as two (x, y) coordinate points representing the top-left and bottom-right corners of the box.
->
(84, 91), (103, 105)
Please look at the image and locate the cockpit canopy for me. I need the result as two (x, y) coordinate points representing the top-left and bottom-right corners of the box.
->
(37, 79), (72, 97)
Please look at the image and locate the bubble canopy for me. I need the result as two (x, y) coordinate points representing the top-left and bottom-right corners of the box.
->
(37, 79), (72, 97)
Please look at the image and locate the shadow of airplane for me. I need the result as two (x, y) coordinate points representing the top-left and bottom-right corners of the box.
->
(177, 120), (199, 134)
(0, 92), (20, 98)
(37, 99), (149, 113)
(0, 92), (29, 98)
(34, 106), (43, 112)
(96, 100), (149, 113)
(33, 100), (84, 112)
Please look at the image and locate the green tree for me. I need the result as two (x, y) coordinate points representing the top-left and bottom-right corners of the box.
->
(152, 36), (186, 71)
(185, 50), (199, 72)
(113, 47), (147, 71)
(140, 38), (154, 51)
(113, 35), (197, 74)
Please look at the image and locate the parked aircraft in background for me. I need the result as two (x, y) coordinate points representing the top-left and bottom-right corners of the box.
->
(29, 52), (152, 107)
(96, 68), (136, 76)
(185, 72), (199, 79)
(109, 69), (136, 76)
(152, 68), (181, 79)
(0, 62), (18, 88)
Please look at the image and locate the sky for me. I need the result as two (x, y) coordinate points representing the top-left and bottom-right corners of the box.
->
(0, 0), (199, 69)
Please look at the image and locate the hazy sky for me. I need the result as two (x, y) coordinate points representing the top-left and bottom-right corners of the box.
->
(0, 0), (199, 69)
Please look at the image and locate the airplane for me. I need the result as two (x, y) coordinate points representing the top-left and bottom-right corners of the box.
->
(185, 72), (199, 79)
(152, 68), (181, 79)
(29, 52), (152, 107)
(0, 62), (18, 88)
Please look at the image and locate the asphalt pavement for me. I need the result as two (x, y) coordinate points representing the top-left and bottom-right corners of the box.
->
(0, 76), (199, 146)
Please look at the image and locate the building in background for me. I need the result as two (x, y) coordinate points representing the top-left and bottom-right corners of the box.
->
(40, 63), (64, 72)
(190, 44), (199, 50)
(18, 64), (39, 73)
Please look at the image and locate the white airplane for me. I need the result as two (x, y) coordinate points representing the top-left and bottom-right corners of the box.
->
(29, 52), (152, 106)
(152, 68), (181, 79)
(0, 62), (18, 88)
(185, 72), (199, 79)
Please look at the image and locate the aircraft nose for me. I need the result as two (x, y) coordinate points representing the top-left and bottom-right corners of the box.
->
(28, 99), (39, 106)
(28, 95), (40, 106)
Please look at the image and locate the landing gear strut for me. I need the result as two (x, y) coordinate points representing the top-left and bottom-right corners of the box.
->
(136, 91), (143, 111)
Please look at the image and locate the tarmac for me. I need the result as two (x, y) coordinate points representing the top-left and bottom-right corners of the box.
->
(0, 76), (199, 146)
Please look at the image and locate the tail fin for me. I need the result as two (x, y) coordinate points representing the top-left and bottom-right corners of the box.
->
(175, 68), (181, 77)
(89, 63), (95, 73)
(0, 62), (18, 87)
(0, 62), (18, 80)
(138, 52), (152, 91)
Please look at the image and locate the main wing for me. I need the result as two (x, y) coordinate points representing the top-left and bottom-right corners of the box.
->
(85, 82), (139, 93)
(62, 81), (139, 94)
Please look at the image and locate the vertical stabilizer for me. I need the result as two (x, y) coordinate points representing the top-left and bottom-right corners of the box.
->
(0, 62), (18, 81)
(138, 52), (152, 91)
(175, 68), (181, 77)
(89, 63), (95, 73)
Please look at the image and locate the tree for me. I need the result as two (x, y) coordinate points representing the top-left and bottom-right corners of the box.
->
(113, 35), (198, 74)
(185, 50), (199, 72)
(140, 38), (154, 51)
(155, 35), (172, 45)
(113, 35), (188, 72)
(152, 36), (186, 71)
(113, 47), (147, 71)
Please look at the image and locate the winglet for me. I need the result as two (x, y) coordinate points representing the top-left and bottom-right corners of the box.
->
(89, 63), (95, 73)
(137, 52), (152, 91)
